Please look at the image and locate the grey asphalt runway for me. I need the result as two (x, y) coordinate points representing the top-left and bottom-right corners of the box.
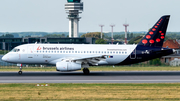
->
(0, 71), (180, 83)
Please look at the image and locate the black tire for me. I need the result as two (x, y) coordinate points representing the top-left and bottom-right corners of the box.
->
(83, 68), (90, 75)
(18, 71), (22, 75)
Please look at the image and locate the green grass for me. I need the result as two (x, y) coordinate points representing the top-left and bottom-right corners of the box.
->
(0, 83), (180, 101)
(0, 66), (180, 72)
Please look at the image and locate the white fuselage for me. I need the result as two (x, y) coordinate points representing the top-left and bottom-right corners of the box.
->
(2, 44), (137, 65)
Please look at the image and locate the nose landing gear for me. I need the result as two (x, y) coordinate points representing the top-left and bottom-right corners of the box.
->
(18, 67), (22, 75)
(17, 64), (23, 75)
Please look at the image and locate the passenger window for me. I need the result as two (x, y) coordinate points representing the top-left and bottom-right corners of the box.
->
(69, 51), (71, 53)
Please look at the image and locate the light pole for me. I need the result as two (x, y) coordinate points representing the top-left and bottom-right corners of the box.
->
(123, 24), (129, 44)
(110, 25), (115, 44)
(99, 25), (104, 39)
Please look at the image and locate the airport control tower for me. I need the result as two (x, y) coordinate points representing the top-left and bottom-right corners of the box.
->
(65, 0), (83, 38)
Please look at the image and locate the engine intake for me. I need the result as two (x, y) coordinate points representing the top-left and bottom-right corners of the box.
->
(56, 62), (81, 71)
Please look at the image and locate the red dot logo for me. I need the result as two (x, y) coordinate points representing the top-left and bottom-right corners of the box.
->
(155, 26), (158, 28)
(156, 38), (161, 42)
(159, 31), (162, 33)
(157, 24), (159, 25)
(149, 40), (155, 44)
(146, 35), (151, 39)
(161, 36), (165, 39)
(142, 39), (148, 44)
(161, 33), (164, 36)
(149, 32), (154, 35)
(152, 28), (156, 31)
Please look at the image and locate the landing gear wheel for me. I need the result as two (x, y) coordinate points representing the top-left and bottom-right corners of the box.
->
(83, 68), (90, 75)
(18, 66), (23, 75)
(18, 71), (22, 75)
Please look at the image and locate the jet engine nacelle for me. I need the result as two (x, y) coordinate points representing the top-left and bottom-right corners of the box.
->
(56, 62), (81, 71)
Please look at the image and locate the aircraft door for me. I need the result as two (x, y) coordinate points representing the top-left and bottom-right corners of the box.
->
(27, 46), (34, 58)
(130, 48), (136, 59)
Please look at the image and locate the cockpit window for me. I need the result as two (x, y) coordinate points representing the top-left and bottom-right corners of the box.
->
(11, 48), (20, 52)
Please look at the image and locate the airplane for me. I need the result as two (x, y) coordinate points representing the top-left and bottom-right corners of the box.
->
(2, 15), (174, 75)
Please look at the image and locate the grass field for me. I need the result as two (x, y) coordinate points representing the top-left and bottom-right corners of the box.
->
(0, 83), (180, 101)
(0, 66), (180, 72)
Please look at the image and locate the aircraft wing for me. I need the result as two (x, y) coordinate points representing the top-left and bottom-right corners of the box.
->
(72, 55), (107, 65)
(49, 55), (107, 66)
(72, 55), (106, 61)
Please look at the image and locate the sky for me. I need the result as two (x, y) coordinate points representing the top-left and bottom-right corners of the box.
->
(0, 0), (179, 32)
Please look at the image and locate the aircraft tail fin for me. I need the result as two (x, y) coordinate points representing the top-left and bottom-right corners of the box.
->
(138, 15), (170, 47)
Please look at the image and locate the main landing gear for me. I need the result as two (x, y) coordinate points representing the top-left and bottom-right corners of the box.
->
(83, 68), (90, 75)
(18, 66), (22, 75)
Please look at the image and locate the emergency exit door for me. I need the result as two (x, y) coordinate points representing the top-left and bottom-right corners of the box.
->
(130, 48), (136, 59)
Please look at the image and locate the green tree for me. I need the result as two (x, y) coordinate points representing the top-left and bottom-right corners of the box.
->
(81, 32), (103, 39)
(130, 33), (134, 39)
(95, 39), (107, 44)
(128, 36), (143, 44)
(62, 34), (65, 38)
(0, 34), (14, 38)
(149, 58), (161, 66)
(44, 34), (62, 38)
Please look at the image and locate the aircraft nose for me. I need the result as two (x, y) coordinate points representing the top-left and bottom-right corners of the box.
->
(2, 55), (7, 62)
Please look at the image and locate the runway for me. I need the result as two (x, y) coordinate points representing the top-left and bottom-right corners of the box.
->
(1, 71), (180, 83)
